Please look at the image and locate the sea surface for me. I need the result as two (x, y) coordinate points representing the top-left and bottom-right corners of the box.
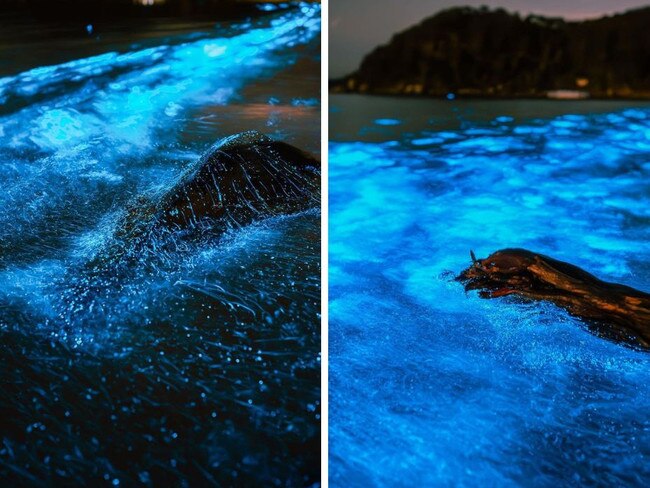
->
(329, 94), (650, 486)
(0, 4), (320, 486)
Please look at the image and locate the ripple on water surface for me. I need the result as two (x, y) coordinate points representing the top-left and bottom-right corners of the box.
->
(0, 4), (321, 486)
(330, 104), (650, 486)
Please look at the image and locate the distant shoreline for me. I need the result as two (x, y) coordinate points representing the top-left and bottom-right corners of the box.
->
(328, 89), (650, 102)
(333, 5), (650, 105)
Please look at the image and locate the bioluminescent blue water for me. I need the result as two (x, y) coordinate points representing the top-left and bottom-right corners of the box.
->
(0, 4), (320, 486)
(329, 97), (650, 486)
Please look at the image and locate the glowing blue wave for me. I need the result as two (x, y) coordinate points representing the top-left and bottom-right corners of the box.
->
(0, 5), (320, 484)
(330, 106), (650, 486)
(0, 3), (321, 357)
(0, 3), (320, 277)
(0, 3), (319, 152)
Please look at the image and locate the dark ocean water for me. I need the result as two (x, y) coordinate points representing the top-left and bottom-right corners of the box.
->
(329, 94), (650, 486)
(0, 4), (320, 486)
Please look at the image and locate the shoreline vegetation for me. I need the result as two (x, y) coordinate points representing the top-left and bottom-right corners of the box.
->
(330, 5), (650, 100)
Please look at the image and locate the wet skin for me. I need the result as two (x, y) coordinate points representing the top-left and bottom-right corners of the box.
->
(457, 249), (650, 350)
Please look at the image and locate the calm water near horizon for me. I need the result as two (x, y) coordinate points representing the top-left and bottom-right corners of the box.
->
(330, 94), (650, 486)
(331, 93), (650, 142)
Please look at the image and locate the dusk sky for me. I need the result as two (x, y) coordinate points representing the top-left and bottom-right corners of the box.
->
(330, 0), (650, 78)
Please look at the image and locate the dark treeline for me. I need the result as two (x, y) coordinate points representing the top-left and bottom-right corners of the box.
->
(331, 5), (650, 99)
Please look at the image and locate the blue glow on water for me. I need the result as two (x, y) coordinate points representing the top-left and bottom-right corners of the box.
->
(0, 5), (320, 485)
(291, 97), (319, 107)
(258, 3), (280, 11)
(374, 118), (401, 126)
(0, 3), (320, 266)
(330, 106), (650, 485)
(0, 4), (319, 153)
(411, 136), (444, 146)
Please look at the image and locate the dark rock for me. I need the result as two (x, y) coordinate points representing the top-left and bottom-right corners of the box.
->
(61, 131), (319, 323)
(100, 130), (320, 265)
(157, 130), (319, 231)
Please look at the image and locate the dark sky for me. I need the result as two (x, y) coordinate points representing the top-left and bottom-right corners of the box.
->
(330, 0), (650, 77)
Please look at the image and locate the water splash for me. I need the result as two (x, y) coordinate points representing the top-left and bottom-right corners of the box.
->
(330, 104), (650, 486)
(0, 5), (320, 485)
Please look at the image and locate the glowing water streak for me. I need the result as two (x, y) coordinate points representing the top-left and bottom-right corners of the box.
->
(0, 4), (320, 270)
(329, 106), (650, 486)
(0, 3), (320, 153)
